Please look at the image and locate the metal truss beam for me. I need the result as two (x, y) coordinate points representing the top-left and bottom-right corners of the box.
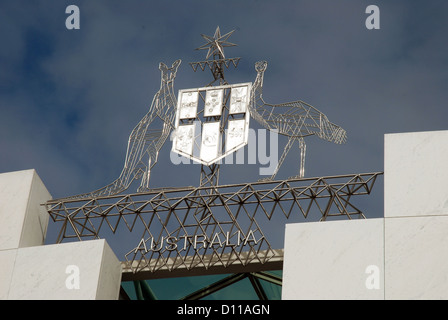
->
(179, 271), (281, 301)
(121, 249), (284, 281)
(45, 172), (382, 276)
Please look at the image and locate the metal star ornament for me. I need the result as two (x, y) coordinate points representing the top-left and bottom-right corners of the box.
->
(196, 26), (237, 60)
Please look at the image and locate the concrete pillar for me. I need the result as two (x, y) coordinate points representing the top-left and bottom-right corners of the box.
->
(0, 169), (122, 300)
(384, 130), (448, 299)
(282, 219), (384, 300)
(282, 130), (448, 300)
(0, 169), (51, 250)
(3, 239), (121, 300)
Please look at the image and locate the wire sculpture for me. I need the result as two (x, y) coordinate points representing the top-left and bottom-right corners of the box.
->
(66, 60), (181, 200)
(190, 26), (347, 181)
(250, 61), (347, 180)
(190, 26), (240, 86)
(63, 26), (346, 200)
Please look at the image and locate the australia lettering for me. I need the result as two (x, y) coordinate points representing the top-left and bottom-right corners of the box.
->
(134, 230), (263, 254)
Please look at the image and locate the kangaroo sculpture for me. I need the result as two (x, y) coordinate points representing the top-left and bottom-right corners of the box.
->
(67, 59), (182, 200)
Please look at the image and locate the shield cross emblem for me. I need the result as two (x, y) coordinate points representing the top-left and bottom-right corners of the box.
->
(172, 82), (252, 165)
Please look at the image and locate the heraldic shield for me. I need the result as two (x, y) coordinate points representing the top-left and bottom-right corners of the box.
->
(172, 82), (252, 165)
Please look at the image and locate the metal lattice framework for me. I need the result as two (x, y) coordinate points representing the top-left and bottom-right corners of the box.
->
(46, 172), (382, 275)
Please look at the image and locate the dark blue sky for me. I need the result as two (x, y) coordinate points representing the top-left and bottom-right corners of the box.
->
(1, 1), (448, 250)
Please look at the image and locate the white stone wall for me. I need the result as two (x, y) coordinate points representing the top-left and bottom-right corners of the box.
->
(2, 240), (122, 300)
(384, 130), (448, 299)
(0, 169), (122, 300)
(283, 130), (448, 300)
(0, 169), (50, 250)
(282, 219), (384, 300)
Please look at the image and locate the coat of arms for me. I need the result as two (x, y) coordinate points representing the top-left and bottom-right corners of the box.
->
(172, 83), (251, 166)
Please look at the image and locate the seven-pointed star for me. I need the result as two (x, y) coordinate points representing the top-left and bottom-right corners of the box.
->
(196, 26), (237, 59)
